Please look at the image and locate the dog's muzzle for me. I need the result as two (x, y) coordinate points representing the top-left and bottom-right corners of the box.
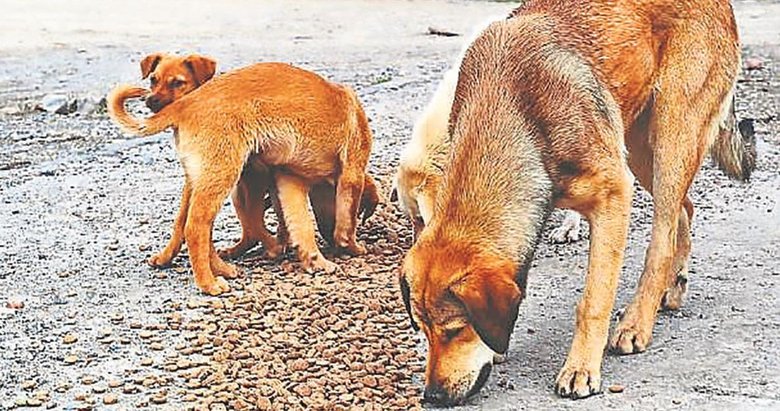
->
(422, 363), (493, 407)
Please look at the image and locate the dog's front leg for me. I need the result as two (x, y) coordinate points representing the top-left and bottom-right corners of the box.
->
(555, 171), (633, 399)
(148, 179), (191, 267)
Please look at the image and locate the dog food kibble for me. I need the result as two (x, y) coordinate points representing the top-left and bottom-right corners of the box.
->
(102, 393), (118, 405)
(608, 384), (625, 393)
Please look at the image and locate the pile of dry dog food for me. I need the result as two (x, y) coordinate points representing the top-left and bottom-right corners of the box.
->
(126, 205), (424, 410)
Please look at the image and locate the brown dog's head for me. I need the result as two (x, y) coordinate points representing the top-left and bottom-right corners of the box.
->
(139, 53), (216, 112)
(401, 239), (523, 406)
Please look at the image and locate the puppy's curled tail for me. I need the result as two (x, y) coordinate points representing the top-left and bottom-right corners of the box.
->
(710, 96), (757, 181)
(106, 84), (173, 136)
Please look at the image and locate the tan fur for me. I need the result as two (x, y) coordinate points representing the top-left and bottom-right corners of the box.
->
(109, 54), (381, 268)
(108, 62), (374, 295)
(401, 0), (753, 405)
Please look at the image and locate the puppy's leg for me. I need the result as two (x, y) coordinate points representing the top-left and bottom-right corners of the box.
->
(611, 36), (736, 353)
(333, 167), (366, 255)
(268, 183), (289, 247)
(149, 179), (191, 267)
(548, 210), (583, 243)
(275, 173), (337, 273)
(219, 169), (283, 259)
(309, 182), (337, 246)
(209, 243), (240, 279)
(185, 173), (239, 296)
(555, 166), (633, 399)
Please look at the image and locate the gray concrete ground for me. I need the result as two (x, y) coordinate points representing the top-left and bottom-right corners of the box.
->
(0, 1), (778, 410)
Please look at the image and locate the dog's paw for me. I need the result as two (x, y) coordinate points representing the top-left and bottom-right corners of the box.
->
(610, 311), (653, 355)
(555, 361), (602, 399)
(199, 277), (231, 296)
(213, 261), (241, 279)
(661, 272), (688, 311)
(548, 224), (582, 243)
(341, 241), (367, 256)
(148, 252), (173, 268)
(264, 243), (286, 260)
(303, 255), (339, 274)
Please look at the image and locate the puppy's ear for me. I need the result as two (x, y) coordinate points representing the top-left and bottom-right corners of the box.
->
(399, 274), (420, 331)
(183, 54), (217, 86)
(140, 53), (163, 79)
(450, 257), (521, 353)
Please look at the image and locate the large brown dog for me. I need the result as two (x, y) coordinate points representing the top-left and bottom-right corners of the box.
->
(108, 62), (374, 295)
(401, 0), (755, 405)
(121, 53), (380, 266)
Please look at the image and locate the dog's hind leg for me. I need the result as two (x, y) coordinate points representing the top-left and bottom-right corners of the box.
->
(275, 172), (338, 273)
(148, 179), (191, 268)
(611, 26), (739, 354)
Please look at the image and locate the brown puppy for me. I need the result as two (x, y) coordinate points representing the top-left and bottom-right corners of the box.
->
(128, 53), (380, 264)
(402, 0), (755, 405)
(108, 62), (374, 295)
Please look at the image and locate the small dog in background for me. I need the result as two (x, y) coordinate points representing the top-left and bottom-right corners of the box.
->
(118, 53), (380, 266)
(108, 58), (376, 294)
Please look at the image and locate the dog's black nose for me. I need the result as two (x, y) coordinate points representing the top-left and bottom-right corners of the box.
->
(423, 384), (450, 405)
(146, 96), (162, 113)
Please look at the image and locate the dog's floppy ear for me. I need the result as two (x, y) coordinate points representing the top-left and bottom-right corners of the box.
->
(140, 53), (164, 79)
(399, 274), (420, 331)
(450, 257), (521, 353)
(183, 54), (217, 86)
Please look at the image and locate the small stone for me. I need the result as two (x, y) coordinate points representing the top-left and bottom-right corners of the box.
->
(27, 397), (43, 407)
(289, 359), (308, 372)
(108, 380), (123, 389)
(81, 376), (96, 385)
(64, 355), (79, 365)
(182, 394), (197, 402)
(140, 358), (154, 367)
(744, 57), (763, 71)
(129, 322), (143, 329)
(139, 330), (153, 339)
(150, 394), (167, 404)
(92, 385), (107, 394)
(15, 397), (28, 407)
(6, 297), (24, 309)
(149, 343), (164, 351)
(22, 380), (37, 390)
(99, 328), (113, 338)
(256, 397), (272, 410)
(102, 394), (118, 405)
(608, 384), (624, 393)
(110, 312), (124, 323)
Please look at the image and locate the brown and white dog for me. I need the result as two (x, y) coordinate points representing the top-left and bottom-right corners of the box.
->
(113, 53), (380, 267)
(401, 0), (755, 405)
(394, 19), (584, 243)
(108, 61), (375, 295)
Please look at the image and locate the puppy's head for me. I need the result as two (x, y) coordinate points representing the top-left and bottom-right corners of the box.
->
(401, 240), (522, 406)
(139, 53), (216, 112)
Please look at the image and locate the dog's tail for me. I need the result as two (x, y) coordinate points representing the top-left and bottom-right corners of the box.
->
(106, 84), (174, 136)
(710, 95), (757, 181)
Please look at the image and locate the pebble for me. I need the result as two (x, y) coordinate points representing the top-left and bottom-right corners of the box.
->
(102, 394), (118, 405)
(21, 380), (36, 390)
(139, 330), (153, 339)
(64, 355), (79, 365)
(108, 380), (123, 388)
(6, 297), (24, 309)
(608, 384), (625, 393)
(140, 358), (154, 366)
(150, 342), (164, 351)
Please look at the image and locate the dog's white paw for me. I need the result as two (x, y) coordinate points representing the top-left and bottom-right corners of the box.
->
(549, 211), (583, 243)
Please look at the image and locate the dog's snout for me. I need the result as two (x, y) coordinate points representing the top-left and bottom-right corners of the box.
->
(422, 383), (451, 406)
(145, 96), (163, 112)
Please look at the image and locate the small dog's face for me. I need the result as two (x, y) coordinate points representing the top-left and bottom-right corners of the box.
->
(139, 53), (216, 112)
(401, 242), (522, 406)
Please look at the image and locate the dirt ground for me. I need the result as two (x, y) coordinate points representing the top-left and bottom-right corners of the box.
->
(0, 1), (778, 410)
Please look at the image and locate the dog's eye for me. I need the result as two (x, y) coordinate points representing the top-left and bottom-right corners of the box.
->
(170, 79), (185, 88)
(444, 326), (464, 341)
(149, 76), (158, 86)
